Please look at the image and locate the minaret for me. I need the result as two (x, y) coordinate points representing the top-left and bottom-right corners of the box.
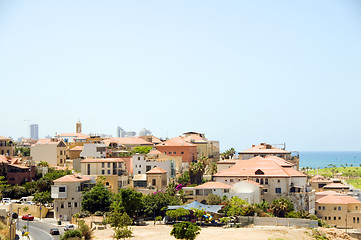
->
(76, 119), (82, 133)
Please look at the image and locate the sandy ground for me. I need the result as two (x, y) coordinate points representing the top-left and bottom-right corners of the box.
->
(92, 223), (315, 240)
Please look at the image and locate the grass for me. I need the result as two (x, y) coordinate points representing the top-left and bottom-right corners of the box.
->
(307, 166), (361, 177)
(346, 178), (361, 189)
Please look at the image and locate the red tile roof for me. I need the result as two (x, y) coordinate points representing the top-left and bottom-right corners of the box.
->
(53, 175), (90, 183)
(35, 138), (61, 145)
(214, 156), (305, 178)
(70, 146), (83, 151)
(157, 137), (197, 147)
(217, 160), (238, 164)
(81, 158), (125, 163)
(323, 183), (350, 189)
(239, 143), (290, 154)
(103, 137), (153, 146)
(146, 167), (167, 174)
(147, 149), (163, 155)
(316, 194), (361, 204)
(195, 181), (232, 189)
(0, 136), (11, 141)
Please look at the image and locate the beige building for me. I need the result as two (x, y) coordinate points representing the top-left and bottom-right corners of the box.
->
(214, 156), (314, 212)
(180, 132), (220, 163)
(146, 167), (167, 191)
(239, 143), (299, 169)
(0, 136), (15, 156)
(51, 175), (92, 220)
(31, 138), (67, 166)
(316, 193), (361, 229)
(80, 158), (129, 192)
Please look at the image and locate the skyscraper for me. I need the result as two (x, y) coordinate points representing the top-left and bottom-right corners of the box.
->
(30, 124), (39, 140)
(117, 126), (126, 137)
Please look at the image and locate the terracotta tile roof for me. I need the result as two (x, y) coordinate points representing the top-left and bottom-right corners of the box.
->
(323, 183), (350, 189)
(0, 155), (9, 164)
(157, 137), (197, 147)
(195, 181), (232, 189)
(103, 137), (153, 146)
(264, 156), (295, 167)
(214, 156), (305, 178)
(57, 133), (89, 139)
(239, 143), (290, 154)
(146, 167), (167, 174)
(316, 194), (361, 204)
(81, 158), (125, 163)
(217, 160), (238, 164)
(181, 134), (208, 144)
(147, 149), (163, 155)
(70, 146), (83, 151)
(53, 175), (90, 183)
(35, 138), (61, 145)
(0, 136), (11, 141)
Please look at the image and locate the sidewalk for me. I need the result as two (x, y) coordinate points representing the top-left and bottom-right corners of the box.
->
(16, 229), (33, 240)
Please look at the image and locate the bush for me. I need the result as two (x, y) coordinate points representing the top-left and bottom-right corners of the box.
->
(170, 222), (201, 240)
(60, 229), (82, 240)
(79, 221), (92, 240)
(207, 193), (221, 205)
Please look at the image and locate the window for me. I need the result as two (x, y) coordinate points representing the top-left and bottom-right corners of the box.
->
(334, 207), (337, 210)
(181, 151), (184, 154)
(138, 157), (140, 160)
(357, 217), (359, 223)
(277, 180), (280, 183)
(60, 159), (62, 164)
(169, 152), (172, 154)
(173, 151), (176, 154)
(59, 187), (66, 192)
(328, 217), (331, 220)
(275, 188), (281, 194)
(260, 178), (264, 185)
(102, 163), (105, 168)
(324, 217), (327, 220)
(74, 202), (78, 208)
(138, 171), (141, 174)
(338, 207), (341, 211)
(68, 202), (72, 208)
(354, 217), (356, 223)
(152, 179), (156, 185)
(263, 189), (268, 193)
(225, 180), (227, 182)
(224, 189), (229, 193)
(102, 170), (105, 174)
(107, 170), (110, 174)
(107, 163), (110, 168)
(334, 217), (336, 220)
(61, 203), (64, 209)
(318, 206), (321, 210)
(338, 217), (341, 220)
(230, 179), (234, 183)
(322, 206), (325, 210)
(265, 178), (269, 185)
(146, 166), (151, 171)
(256, 178), (259, 183)
(60, 151), (62, 155)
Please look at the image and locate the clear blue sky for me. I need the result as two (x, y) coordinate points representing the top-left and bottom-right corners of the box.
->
(1, 0), (361, 151)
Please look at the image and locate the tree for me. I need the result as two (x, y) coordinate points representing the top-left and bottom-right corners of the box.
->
(111, 188), (143, 217)
(166, 208), (190, 222)
(170, 222), (201, 240)
(224, 197), (248, 216)
(189, 156), (209, 185)
(271, 198), (294, 218)
(207, 162), (217, 179)
(60, 229), (82, 240)
(191, 208), (204, 224)
(131, 146), (152, 155)
(113, 227), (132, 240)
(206, 193), (221, 205)
(33, 191), (52, 205)
(82, 183), (112, 214)
(78, 220), (92, 240)
(178, 172), (190, 186)
(109, 212), (133, 240)
(143, 192), (181, 217)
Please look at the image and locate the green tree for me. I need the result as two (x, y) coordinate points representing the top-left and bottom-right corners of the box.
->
(33, 191), (52, 205)
(108, 211), (133, 229)
(131, 146), (152, 155)
(166, 208), (190, 222)
(113, 227), (132, 240)
(191, 208), (204, 224)
(60, 229), (82, 240)
(79, 221), (92, 240)
(271, 198), (294, 218)
(224, 197), (248, 216)
(206, 193), (221, 205)
(143, 192), (181, 217)
(111, 188), (143, 217)
(170, 222), (201, 240)
(189, 156), (209, 185)
(207, 162), (217, 179)
(178, 172), (190, 186)
(82, 183), (112, 214)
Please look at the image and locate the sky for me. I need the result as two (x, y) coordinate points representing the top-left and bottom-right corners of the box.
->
(1, 0), (361, 152)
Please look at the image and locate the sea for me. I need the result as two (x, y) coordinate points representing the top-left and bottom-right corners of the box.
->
(299, 151), (361, 169)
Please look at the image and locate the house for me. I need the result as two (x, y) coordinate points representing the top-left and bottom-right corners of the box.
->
(132, 154), (177, 181)
(309, 175), (334, 191)
(68, 146), (83, 159)
(323, 183), (350, 193)
(80, 143), (106, 158)
(103, 137), (154, 151)
(0, 136), (15, 156)
(80, 158), (129, 192)
(51, 175), (93, 221)
(30, 138), (68, 166)
(155, 137), (197, 165)
(0, 155), (36, 185)
(239, 143), (299, 169)
(146, 167), (167, 191)
(214, 156), (314, 212)
(316, 193), (361, 229)
(146, 149), (183, 175)
(180, 132), (220, 163)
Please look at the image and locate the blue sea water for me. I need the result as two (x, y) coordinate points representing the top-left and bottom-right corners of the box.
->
(299, 151), (361, 169)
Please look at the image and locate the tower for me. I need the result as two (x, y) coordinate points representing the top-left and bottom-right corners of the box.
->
(30, 124), (39, 140)
(76, 120), (82, 133)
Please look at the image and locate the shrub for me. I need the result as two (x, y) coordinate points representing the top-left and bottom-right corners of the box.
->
(60, 229), (82, 240)
(170, 222), (201, 240)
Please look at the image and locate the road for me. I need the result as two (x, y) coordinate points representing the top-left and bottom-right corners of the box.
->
(17, 219), (64, 240)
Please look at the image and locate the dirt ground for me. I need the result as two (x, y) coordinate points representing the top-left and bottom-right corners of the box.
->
(92, 223), (315, 240)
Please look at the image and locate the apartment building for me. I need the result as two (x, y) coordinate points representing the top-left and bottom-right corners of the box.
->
(80, 158), (129, 192)
(180, 132), (220, 163)
(132, 154), (176, 181)
(0, 155), (36, 185)
(214, 156), (315, 212)
(155, 137), (197, 165)
(316, 193), (361, 229)
(103, 137), (153, 151)
(239, 143), (299, 169)
(51, 175), (92, 220)
(31, 138), (67, 166)
(0, 136), (15, 156)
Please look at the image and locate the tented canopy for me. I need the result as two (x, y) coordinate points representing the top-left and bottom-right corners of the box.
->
(168, 201), (224, 214)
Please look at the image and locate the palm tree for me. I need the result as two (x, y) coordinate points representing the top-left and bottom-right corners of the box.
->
(207, 162), (217, 180)
(228, 148), (236, 159)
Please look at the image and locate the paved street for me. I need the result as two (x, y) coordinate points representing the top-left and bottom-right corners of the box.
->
(17, 219), (64, 240)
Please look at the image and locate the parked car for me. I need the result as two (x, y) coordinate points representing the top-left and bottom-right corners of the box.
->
(22, 214), (34, 221)
(2, 198), (11, 204)
(64, 224), (75, 231)
(50, 228), (60, 235)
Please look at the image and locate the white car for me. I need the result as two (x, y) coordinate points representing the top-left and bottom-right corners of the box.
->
(2, 198), (11, 204)
(64, 224), (75, 231)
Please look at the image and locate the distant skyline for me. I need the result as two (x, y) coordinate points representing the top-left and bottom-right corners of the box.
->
(1, 1), (361, 151)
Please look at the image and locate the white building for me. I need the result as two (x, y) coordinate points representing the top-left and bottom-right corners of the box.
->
(80, 143), (106, 158)
(132, 154), (176, 181)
